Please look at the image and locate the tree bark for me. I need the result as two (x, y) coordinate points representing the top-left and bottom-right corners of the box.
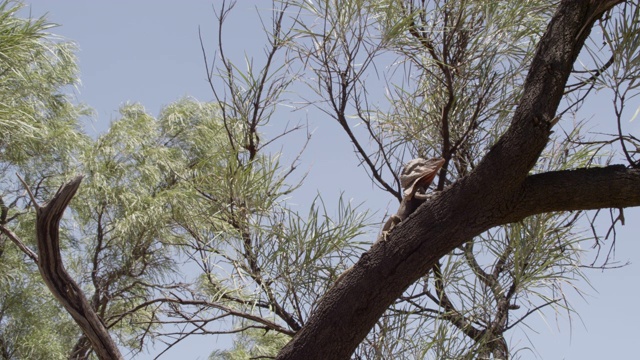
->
(34, 176), (123, 360)
(276, 1), (628, 359)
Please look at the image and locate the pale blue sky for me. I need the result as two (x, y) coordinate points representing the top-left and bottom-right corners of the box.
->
(22, 1), (640, 359)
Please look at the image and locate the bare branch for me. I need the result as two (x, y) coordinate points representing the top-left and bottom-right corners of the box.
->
(33, 176), (123, 360)
(0, 224), (38, 263)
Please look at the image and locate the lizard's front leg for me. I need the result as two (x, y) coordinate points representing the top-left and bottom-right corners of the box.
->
(382, 215), (402, 241)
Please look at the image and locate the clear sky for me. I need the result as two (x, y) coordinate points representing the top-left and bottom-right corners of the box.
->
(22, 1), (640, 359)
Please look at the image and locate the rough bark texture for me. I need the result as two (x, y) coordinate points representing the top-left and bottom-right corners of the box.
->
(35, 176), (123, 360)
(276, 1), (628, 359)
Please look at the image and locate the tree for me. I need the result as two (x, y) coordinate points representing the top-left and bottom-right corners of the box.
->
(276, 0), (640, 359)
(2, 0), (640, 359)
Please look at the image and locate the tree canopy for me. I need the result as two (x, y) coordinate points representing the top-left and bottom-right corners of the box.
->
(1, 0), (640, 359)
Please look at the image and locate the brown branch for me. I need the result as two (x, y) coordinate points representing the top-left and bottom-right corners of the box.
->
(0, 224), (38, 263)
(433, 262), (486, 342)
(69, 336), (92, 360)
(462, 242), (503, 301)
(112, 295), (296, 337)
(33, 176), (123, 360)
(504, 165), (640, 223)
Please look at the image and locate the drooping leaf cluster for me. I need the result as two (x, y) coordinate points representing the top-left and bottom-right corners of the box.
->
(0, 1), (87, 358)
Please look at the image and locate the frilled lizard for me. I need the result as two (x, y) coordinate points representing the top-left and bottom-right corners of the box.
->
(333, 158), (444, 286)
(382, 158), (445, 237)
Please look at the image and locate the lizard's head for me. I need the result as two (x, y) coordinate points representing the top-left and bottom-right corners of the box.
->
(400, 158), (445, 198)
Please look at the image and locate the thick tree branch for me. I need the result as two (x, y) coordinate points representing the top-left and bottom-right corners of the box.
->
(506, 165), (640, 223)
(277, 1), (626, 359)
(33, 176), (123, 360)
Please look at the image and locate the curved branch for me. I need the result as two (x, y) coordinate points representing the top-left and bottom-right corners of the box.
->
(433, 262), (485, 342)
(462, 242), (503, 300)
(34, 176), (123, 360)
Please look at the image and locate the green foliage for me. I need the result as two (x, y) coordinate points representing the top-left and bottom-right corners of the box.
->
(0, 247), (77, 359)
(209, 329), (290, 360)
(0, 0), (88, 176)
(70, 103), (183, 349)
(0, 1), (86, 357)
(375, 0), (555, 164)
(67, 96), (370, 355)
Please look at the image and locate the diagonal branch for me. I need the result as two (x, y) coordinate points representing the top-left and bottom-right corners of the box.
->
(0, 224), (38, 262)
(33, 176), (123, 360)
